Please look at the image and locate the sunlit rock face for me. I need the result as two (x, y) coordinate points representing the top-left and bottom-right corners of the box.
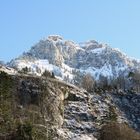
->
(9, 35), (140, 81)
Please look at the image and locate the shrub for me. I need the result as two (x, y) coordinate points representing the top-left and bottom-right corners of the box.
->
(18, 67), (29, 74)
(107, 106), (117, 121)
(16, 122), (33, 140)
(42, 70), (55, 78)
(42, 70), (52, 78)
(81, 73), (95, 92)
(0, 71), (13, 97)
(99, 122), (140, 140)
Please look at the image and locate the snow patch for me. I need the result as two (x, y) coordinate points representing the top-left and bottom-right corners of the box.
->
(13, 59), (75, 82)
(90, 47), (106, 54)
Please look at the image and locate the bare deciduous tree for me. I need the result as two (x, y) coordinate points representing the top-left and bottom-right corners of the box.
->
(81, 73), (95, 92)
(129, 71), (140, 92)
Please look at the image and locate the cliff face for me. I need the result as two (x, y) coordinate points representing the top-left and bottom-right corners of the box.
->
(0, 72), (64, 140)
(0, 72), (140, 140)
(62, 88), (140, 139)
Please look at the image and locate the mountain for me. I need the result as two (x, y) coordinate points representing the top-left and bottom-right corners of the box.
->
(1, 35), (140, 139)
(1, 71), (140, 140)
(9, 35), (140, 82)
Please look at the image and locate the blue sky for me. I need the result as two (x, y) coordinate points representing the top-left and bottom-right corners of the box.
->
(0, 0), (140, 62)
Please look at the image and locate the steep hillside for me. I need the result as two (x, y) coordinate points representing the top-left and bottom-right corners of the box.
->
(0, 71), (140, 140)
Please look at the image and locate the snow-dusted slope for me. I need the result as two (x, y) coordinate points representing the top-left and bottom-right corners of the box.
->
(0, 64), (17, 75)
(9, 35), (140, 81)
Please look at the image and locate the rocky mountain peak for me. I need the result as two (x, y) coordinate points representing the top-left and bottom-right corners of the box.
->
(45, 35), (63, 41)
(8, 35), (140, 82)
(80, 40), (99, 50)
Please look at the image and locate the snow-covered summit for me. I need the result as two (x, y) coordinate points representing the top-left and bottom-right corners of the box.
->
(9, 35), (140, 81)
